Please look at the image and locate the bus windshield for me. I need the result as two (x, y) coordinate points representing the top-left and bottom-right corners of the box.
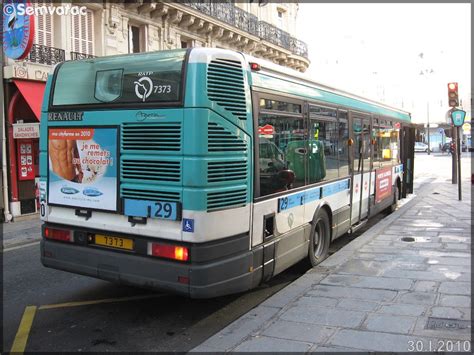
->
(51, 49), (187, 107)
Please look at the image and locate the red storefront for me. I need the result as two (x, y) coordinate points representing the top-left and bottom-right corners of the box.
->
(6, 79), (46, 216)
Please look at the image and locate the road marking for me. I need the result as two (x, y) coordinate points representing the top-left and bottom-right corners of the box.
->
(38, 293), (166, 310)
(10, 294), (165, 352)
(3, 241), (40, 253)
(10, 305), (37, 353)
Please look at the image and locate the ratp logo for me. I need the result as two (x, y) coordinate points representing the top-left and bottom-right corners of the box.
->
(134, 76), (153, 102)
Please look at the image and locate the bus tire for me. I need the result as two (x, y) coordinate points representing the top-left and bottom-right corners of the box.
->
(308, 209), (331, 267)
(388, 184), (399, 214)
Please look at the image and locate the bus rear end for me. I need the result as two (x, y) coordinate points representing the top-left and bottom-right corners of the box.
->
(40, 48), (256, 298)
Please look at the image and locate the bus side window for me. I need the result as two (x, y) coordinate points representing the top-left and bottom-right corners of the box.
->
(258, 112), (304, 197)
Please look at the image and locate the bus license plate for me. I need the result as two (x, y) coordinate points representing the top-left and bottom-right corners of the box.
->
(95, 234), (134, 251)
(124, 199), (180, 221)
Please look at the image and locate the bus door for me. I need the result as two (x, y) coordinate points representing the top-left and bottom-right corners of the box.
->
(350, 114), (372, 224)
(400, 124), (415, 197)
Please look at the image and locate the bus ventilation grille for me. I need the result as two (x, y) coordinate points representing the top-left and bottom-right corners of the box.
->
(208, 161), (247, 183)
(207, 58), (247, 120)
(121, 122), (182, 152)
(121, 187), (181, 203)
(122, 159), (181, 183)
(208, 122), (247, 152)
(207, 188), (247, 212)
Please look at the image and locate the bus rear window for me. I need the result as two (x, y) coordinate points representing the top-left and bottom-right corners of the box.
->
(51, 49), (186, 107)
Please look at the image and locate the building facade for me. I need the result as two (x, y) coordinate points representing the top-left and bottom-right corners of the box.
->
(1, 0), (309, 220)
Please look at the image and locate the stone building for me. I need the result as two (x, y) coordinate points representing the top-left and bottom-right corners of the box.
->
(1, 0), (309, 220)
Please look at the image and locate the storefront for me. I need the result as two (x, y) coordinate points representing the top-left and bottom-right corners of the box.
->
(5, 79), (46, 216)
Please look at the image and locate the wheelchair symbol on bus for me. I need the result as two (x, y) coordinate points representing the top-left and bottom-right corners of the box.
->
(183, 218), (194, 233)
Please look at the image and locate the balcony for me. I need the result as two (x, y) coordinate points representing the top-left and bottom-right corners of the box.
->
(26, 44), (65, 66)
(179, 1), (308, 60)
(70, 52), (97, 60)
(184, 2), (260, 38)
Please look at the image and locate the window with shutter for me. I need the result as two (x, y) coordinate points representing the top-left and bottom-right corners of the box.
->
(71, 9), (94, 56)
(34, 1), (53, 47)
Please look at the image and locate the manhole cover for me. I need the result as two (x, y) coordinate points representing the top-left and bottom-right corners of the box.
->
(425, 317), (471, 331)
(401, 237), (416, 242)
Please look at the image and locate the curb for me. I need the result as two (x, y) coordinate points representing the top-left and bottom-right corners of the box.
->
(192, 180), (437, 352)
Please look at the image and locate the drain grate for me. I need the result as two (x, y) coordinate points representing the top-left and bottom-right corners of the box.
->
(401, 237), (416, 242)
(425, 317), (471, 331)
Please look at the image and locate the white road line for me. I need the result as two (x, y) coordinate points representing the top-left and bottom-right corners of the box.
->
(3, 241), (41, 253)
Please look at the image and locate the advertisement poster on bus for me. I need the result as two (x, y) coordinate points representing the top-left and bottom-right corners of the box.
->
(48, 127), (118, 211)
(375, 167), (392, 203)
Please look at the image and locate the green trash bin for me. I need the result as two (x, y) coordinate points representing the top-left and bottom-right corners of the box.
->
(285, 140), (326, 184)
(308, 140), (326, 182)
(285, 140), (306, 184)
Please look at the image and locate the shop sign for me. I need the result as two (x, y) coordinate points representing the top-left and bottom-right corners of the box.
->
(17, 139), (35, 180)
(13, 122), (40, 139)
(11, 64), (50, 82)
(2, 0), (35, 60)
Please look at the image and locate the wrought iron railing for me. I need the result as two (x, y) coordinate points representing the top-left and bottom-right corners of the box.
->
(179, 1), (308, 58)
(26, 44), (65, 65)
(289, 38), (308, 58)
(70, 51), (97, 60)
(258, 21), (290, 50)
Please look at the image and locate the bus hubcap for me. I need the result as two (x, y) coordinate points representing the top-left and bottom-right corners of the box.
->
(314, 221), (325, 257)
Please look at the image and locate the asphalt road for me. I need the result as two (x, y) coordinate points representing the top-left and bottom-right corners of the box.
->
(2, 239), (307, 352)
(2, 216), (385, 353)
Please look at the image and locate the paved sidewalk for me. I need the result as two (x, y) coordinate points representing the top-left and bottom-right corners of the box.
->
(2, 216), (41, 250)
(192, 173), (471, 352)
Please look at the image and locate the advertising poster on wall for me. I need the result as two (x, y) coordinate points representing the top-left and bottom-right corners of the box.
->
(48, 127), (118, 211)
(375, 167), (392, 203)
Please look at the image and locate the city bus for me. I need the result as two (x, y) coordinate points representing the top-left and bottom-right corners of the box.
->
(39, 48), (415, 298)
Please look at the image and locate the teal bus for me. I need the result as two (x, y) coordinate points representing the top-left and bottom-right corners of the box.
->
(40, 48), (415, 298)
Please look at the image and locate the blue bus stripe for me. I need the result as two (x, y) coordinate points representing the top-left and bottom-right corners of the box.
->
(278, 179), (350, 212)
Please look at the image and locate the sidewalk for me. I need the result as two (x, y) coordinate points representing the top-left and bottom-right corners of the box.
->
(2, 216), (41, 250)
(192, 169), (471, 351)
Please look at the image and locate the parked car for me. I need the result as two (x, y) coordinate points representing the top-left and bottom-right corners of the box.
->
(414, 142), (429, 152)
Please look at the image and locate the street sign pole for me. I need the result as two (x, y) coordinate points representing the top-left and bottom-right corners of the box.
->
(452, 127), (457, 184)
(449, 108), (466, 200)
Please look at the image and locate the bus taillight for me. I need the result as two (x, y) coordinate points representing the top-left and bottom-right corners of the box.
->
(44, 227), (73, 242)
(148, 243), (189, 262)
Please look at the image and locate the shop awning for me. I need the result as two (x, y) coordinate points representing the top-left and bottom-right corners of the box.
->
(13, 80), (46, 121)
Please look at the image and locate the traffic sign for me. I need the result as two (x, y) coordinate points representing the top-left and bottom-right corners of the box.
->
(258, 124), (275, 135)
(450, 109), (466, 127)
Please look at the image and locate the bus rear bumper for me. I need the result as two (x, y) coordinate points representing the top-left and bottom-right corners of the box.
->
(41, 239), (258, 299)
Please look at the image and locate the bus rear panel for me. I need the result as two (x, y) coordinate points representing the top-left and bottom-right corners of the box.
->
(41, 49), (258, 298)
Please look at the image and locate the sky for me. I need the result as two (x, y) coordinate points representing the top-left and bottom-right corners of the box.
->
(297, 3), (471, 125)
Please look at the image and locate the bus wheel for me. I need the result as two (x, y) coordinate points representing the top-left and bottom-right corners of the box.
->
(387, 184), (399, 214)
(308, 209), (331, 266)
